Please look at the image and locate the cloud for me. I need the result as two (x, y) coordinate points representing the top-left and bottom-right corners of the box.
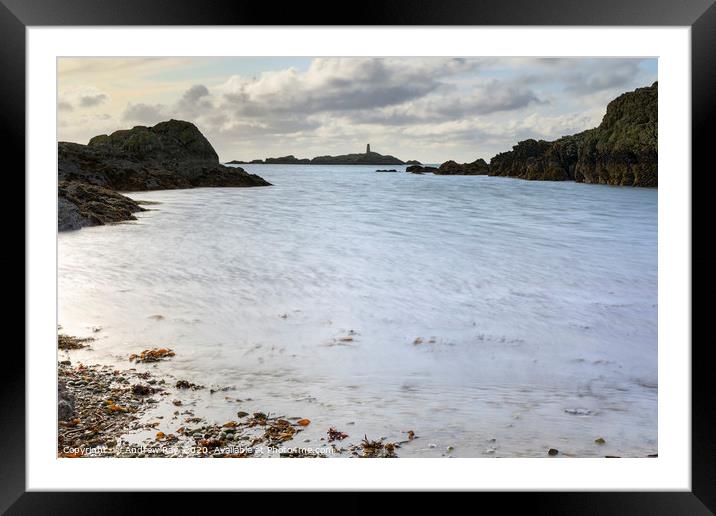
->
(512, 58), (650, 95)
(78, 92), (108, 107)
(122, 102), (167, 123)
(347, 79), (541, 126)
(218, 58), (479, 116)
(58, 87), (110, 110)
(58, 57), (657, 162)
(444, 80), (541, 115)
(175, 84), (214, 119)
(182, 84), (209, 103)
(563, 60), (644, 94)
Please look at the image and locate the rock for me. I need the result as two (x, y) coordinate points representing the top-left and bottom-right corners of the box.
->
(58, 380), (75, 421)
(132, 384), (152, 396)
(488, 82), (657, 187)
(175, 380), (204, 390)
(58, 120), (271, 231)
(434, 159), (489, 175)
(406, 165), (438, 174)
(548, 448), (559, 456)
(58, 180), (145, 231)
(58, 119), (271, 192)
(573, 82), (657, 186)
(58, 197), (93, 230)
(405, 160), (422, 165)
(375, 169), (398, 172)
(489, 139), (555, 180)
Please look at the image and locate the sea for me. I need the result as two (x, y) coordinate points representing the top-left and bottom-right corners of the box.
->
(58, 164), (658, 457)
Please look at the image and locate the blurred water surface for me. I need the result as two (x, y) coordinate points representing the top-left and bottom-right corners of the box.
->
(58, 164), (657, 457)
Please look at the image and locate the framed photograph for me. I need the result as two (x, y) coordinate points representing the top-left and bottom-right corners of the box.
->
(7, 0), (709, 511)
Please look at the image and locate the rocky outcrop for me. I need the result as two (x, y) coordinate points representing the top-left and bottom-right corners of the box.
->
(489, 139), (566, 180)
(58, 180), (145, 231)
(406, 165), (438, 174)
(572, 83), (657, 186)
(488, 82), (657, 186)
(435, 159), (489, 175)
(59, 120), (271, 191)
(405, 160), (422, 165)
(59, 120), (271, 231)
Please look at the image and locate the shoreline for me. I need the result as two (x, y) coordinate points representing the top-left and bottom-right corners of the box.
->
(57, 334), (403, 458)
(57, 331), (657, 459)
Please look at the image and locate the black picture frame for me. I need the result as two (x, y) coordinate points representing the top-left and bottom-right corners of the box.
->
(5, 0), (709, 512)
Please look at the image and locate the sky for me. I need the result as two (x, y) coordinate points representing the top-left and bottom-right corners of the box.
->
(58, 57), (657, 163)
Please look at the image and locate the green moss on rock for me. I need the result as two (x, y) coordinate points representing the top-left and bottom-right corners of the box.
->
(488, 82), (657, 187)
(58, 119), (271, 195)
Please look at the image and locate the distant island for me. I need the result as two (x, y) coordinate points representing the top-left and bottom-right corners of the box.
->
(226, 144), (415, 166)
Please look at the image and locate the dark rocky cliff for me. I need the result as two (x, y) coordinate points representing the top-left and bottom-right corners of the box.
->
(488, 82), (657, 187)
(59, 120), (270, 191)
(58, 120), (270, 231)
